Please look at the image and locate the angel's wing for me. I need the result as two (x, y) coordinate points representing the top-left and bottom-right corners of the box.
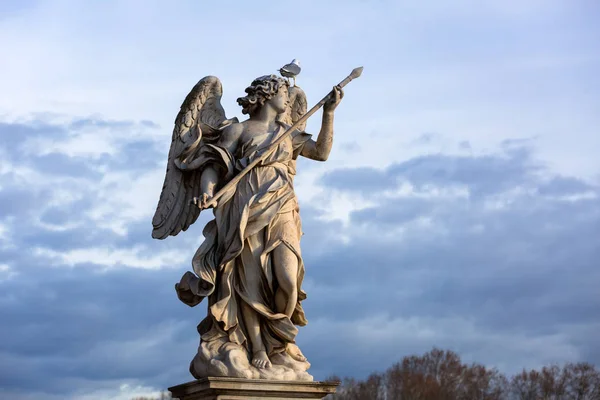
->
(152, 76), (230, 240)
(279, 85), (307, 130)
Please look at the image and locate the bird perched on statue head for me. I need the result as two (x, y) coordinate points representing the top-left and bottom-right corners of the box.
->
(279, 59), (301, 86)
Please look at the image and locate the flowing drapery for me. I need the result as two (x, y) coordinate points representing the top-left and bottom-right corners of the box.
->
(176, 123), (312, 356)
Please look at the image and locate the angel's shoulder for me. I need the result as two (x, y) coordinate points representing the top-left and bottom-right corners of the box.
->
(221, 122), (244, 141)
(218, 122), (244, 147)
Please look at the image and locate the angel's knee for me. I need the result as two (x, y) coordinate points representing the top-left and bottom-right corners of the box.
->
(273, 245), (299, 294)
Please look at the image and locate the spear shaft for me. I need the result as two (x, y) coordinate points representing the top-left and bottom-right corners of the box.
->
(201, 66), (363, 210)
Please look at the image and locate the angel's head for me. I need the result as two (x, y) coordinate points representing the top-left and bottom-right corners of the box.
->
(237, 74), (289, 116)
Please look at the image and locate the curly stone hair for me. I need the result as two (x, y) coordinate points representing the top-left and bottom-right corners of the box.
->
(237, 74), (289, 116)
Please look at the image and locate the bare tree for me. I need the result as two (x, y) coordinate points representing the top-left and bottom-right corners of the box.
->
(510, 369), (543, 400)
(461, 364), (508, 400)
(154, 349), (600, 400)
(370, 348), (508, 400)
(131, 391), (172, 400)
(509, 362), (600, 400)
(562, 362), (600, 400)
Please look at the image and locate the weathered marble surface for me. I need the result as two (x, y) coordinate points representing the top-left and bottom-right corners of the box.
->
(187, 331), (312, 381)
(152, 64), (360, 380)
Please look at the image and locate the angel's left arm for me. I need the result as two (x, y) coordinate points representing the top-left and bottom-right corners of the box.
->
(299, 111), (334, 162)
(299, 86), (343, 162)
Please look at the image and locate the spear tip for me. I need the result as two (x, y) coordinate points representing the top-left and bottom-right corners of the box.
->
(351, 66), (364, 79)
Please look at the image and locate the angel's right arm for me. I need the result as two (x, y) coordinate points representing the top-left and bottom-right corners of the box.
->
(200, 123), (243, 197)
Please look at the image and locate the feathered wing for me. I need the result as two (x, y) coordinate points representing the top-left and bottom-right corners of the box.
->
(280, 85), (307, 130)
(152, 76), (231, 239)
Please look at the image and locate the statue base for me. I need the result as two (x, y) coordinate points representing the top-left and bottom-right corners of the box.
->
(168, 377), (339, 400)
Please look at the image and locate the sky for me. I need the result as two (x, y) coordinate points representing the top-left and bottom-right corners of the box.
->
(0, 0), (599, 398)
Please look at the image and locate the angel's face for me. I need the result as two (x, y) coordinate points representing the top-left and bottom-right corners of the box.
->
(268, 85), (289, 114)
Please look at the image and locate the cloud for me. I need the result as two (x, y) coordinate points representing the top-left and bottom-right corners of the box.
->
(296, 140), (600, 379)
(0, 263), (17, 282)
(320, 142), (542, 198)
(1, 114), (599, 399)
(0, 115), (209, 397)
(33, 245), (187, 270)
(1, 0), (599, 180)
(0, 264), (196, 397)
(0, 118), (170, 236)
(302, 314), (583, 379)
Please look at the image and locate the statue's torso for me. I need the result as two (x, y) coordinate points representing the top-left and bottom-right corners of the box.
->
(236, 124), (294, 169)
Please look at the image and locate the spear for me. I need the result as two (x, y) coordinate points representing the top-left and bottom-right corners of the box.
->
(197, 66), (363, 210)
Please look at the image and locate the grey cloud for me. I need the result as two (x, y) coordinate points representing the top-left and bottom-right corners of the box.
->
(36, 197), (95, 228)
(459, 140), (472, 150)
(0, 118), (162, 231)
(319, 166), (395, 193)
(114, 140), (165, 172)
(0, 187), (39, 217)
(537, 175), (594, 195)
(33, 153), (102, 179)
(411, 132), (441, 145)
(302, 142), (600, 379)
(321, 144), (543, 198)
(0, 119), (161, 177)
(0, 116), (199, 397)
(1, 117), (599, 396)
(67, 117), (139, 131)
(39, 207), (73, 225)
(350, 197), (438, 225)
(0, 122), (67, 153)
(140, 120), (160, 129)
(338, 141), (361, 153)
(389, 149), (540, 196)
(0, 264), (195, 394)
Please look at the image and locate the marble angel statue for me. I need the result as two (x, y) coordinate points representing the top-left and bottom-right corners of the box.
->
(152, 66), (360, 381)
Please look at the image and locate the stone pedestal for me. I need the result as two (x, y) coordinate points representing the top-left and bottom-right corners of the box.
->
(168, 377), (339, 400)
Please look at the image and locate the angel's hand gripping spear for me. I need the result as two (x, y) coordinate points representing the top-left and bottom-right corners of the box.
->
(193, 66), (363, 210)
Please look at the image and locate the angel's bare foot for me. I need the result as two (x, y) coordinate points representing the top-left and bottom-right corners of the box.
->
(252, 350), (272, 369)
(286, 343), (307, 362)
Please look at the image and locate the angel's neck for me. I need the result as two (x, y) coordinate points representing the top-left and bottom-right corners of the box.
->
(251, 104), (279, 127)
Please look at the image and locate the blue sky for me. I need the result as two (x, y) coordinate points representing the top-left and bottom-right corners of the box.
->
(0, 0), (599, 398)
